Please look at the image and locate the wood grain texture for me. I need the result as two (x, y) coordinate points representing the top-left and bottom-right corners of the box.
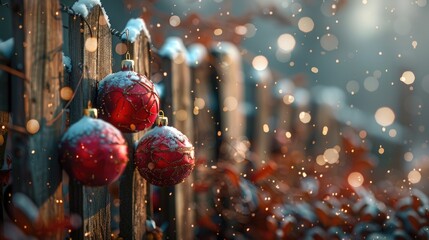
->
(118, 27), (151, 240)
(10, 0), (64, 239)
(68, 5), (112, 239)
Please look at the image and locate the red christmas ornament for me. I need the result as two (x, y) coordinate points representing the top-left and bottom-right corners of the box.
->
(59, 108), (128, 186)
(135, 112), (195, 186)
(97, 58), (159, 132)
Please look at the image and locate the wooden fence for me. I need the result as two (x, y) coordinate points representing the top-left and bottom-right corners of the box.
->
(0, 0), (409, 240)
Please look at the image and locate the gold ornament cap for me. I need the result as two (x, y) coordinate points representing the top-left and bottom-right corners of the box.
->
(121, 52), (134, 71)
(83, 101), (98, 118)
(156, 110), (168, 126)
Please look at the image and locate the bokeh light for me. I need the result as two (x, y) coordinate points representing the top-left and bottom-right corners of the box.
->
(85, 37), (98, 52)
(252, 55), (268, 71)
(408, 170), (421, 184)
(348, 172), (364, 187)
(400, 71), (415, 85)
(26, 119), (40, 134)
(169, 15), (181, 27)
(320, 34), (338, 51)
(299, 112), (311, 124)
(277, 33), (296, 52)
(298, 17), (315, 33)
(374, 107), (395, 127)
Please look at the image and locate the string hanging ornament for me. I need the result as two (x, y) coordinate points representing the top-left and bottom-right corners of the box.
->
(97, 29), (159, 132)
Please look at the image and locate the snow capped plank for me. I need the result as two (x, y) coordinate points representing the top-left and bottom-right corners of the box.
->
(0, 38), (14, 59)
(210, 41), (241, 62)
(71, 0), (110, 27)
(121, 18), (151, 43)
(158, 37), (188, 59)
(187, 43), (207, 67)
(62, 52), (72, 73)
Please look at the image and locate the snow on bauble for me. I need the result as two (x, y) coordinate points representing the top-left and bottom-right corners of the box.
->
(97, 61), (159, 133)
(59, 116), (128, 186)
(135, 125), (195, 186)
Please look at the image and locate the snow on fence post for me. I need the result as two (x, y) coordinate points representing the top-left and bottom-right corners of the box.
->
(9, 0), (64, 239)
(118, 18), (150, 240)
(158, 37), (195, 240)
(68, 2), (112, 239)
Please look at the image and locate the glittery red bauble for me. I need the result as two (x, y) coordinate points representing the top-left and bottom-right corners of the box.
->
(135, 126), (195, 186)
(59, 116), (128, 186)
(97, 68), (159, 132)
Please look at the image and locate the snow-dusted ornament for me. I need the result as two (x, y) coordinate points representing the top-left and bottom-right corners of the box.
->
(135, 111), (195, 186)
(97, 53), (159, 132)
(59, 104), (128, 186)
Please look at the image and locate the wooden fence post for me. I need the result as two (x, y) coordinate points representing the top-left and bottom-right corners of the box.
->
(209, 42), (246, 167)
(9, 0), (64, 239)
(188, 44), (214, 165)
(118, 18), (151, 240)
(158, 37), (194, 240)
(188, 43), (217, 227)
(291, 87), (312, 151)
(310, 86), (344, 155)
(68, 3), (112, 239)
(252, 68), (274, 168)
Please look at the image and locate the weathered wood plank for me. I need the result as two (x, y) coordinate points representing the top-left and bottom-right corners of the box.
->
(68, 4), (112, 239)
(209, 42), (246, 171)
(9, 1), (64, 239)
(158, 37), (194, 240)
(210, 42), (245, 144)
(252, 68), (273, 168)
(188, 44), (214, 224)
(119, 18), (150, 240)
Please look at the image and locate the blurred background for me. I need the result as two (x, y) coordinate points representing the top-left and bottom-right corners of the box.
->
(1, 0), (428, 188)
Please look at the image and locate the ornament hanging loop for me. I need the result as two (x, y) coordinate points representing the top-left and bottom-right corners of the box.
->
(84, 101), (98, 118)
(156, 110), (168, 126)
(121, 28), (135, 71)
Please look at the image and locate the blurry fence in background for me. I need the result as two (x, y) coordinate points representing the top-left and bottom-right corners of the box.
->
(0, 0), (414, 239)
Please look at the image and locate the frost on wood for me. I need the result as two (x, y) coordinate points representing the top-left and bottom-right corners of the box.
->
(210, 41), (241, 63)
(12, 193), (39, 224)
(187, 43), (207, 67)
(0, 38), (14, 59)
(121, 18), (151, 43)
(158, 37), (188, 59)
(71, 0), (110, 26)
(293, 87), (310, 107)
(311, 85), (346, 109)
(62, 52), (72, 73)
(273, 78), (295, 99)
